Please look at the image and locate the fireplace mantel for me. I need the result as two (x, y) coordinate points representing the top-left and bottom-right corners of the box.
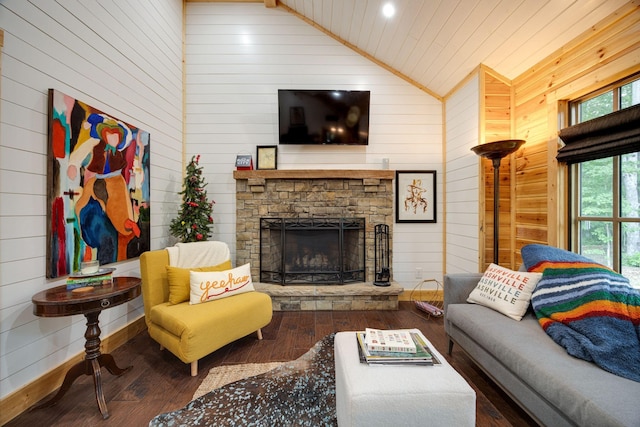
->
(233, 169), (395, 180)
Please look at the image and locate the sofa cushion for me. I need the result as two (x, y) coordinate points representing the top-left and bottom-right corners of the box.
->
(189, 263), (255, 305)
(447, 303), (640, 426)
(166, 260), (232, 305)
(466, 263), (541, 320)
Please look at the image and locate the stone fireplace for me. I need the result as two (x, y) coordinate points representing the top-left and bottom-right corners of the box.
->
(233, 169), (402, 310)
(260, 217), (366, 285)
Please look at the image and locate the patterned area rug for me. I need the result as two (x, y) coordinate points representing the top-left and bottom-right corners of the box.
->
(192, 362), (285, 400)
(149, 333), (336, 426)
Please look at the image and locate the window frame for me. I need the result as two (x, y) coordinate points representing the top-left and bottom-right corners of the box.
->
(570, 72), (640, 120)
(566, 74), (640, 275)
(569, 158), (623, 269)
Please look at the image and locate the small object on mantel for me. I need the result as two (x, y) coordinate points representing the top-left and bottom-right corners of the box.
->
(236, 154), (253, 170)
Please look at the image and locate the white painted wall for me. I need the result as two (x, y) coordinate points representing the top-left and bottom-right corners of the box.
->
(445, 75), (480, 274)
(185, 3), (444, 287)
(0, 0), (183, 399)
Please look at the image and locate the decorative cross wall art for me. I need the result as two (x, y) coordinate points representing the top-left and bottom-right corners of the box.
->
(395, 170), (437, 223)
(46, 89), (150, 278)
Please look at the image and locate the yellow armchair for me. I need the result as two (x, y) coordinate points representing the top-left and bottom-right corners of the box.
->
(139, 243), (272, 376)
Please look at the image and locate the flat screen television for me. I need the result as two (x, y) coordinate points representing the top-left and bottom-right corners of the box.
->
(278, 89), (370, 145)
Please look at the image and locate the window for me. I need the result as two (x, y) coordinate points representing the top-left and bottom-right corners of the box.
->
(567, 75), (640, 288)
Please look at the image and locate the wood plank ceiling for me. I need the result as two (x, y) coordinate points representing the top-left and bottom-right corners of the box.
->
(257, 0), (631, 97)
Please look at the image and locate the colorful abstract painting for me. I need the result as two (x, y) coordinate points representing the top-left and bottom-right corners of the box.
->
(46, 89), (150, 278)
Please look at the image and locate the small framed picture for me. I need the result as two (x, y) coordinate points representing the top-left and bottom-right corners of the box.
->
(256, 145), (277, 170)
(396, 170), (436, 223)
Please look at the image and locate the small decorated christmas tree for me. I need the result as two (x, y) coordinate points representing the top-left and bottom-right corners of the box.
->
(170, 155), (215, 242)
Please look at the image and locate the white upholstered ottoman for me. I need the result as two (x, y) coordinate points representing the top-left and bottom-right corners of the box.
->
(334, 331), (475, 427)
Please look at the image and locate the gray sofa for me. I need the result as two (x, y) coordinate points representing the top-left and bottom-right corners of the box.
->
(444, 273), (640, 427)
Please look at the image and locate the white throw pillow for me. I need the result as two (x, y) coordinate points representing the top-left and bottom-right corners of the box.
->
(467, 263), (542, 321)
(189, 263), (255, 305)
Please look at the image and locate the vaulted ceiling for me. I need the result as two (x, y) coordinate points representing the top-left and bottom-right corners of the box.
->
(274, 0), (631, 98)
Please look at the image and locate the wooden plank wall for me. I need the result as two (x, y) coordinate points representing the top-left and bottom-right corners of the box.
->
(511, 2), (640, 266)
(479, 69), (513, 269)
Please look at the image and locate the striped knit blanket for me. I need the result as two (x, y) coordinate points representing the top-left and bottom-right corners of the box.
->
(522, 244), (640, 383)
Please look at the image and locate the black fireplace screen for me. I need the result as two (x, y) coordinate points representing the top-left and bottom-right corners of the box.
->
(260, 217), (366, 285)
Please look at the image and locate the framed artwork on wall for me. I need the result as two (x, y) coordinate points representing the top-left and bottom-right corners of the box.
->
(46, 89), (151, 278)
(396, 170), (436, 223)
(256, 145), (277, 170)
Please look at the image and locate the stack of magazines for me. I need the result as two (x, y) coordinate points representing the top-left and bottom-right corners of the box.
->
(66, 269), (114, 290)
(356, 328), (440, 366)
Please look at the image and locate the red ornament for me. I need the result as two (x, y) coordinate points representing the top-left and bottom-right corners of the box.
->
(196, 233), (203, 240)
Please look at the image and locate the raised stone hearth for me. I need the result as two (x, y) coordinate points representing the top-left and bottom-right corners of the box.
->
(254, 281), (403, 311)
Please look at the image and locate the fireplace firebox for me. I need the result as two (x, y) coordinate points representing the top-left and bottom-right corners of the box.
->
(260, 218), (366, 285)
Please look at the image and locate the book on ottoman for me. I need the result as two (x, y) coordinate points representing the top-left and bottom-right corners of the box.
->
(356, 328), (440, 365)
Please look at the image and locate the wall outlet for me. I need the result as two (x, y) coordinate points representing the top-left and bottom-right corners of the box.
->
(415, 267), (423, 280)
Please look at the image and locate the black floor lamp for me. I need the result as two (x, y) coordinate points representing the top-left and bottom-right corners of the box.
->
(471, 139), (525, 264)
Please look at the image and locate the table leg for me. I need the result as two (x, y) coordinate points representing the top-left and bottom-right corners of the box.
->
(32, 359), (90, 410)
(32, 310), (132, 420)
(91, 358), (109, 418)
(99, 353), (131, 376)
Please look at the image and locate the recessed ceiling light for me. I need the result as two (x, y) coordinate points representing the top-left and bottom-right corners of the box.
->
(382, 3), (395, 18)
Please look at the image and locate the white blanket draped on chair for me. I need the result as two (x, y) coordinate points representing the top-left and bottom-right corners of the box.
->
(167, 241), (231, 268)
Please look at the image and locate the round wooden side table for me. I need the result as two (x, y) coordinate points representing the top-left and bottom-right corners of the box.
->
(31, 276), (141, 419)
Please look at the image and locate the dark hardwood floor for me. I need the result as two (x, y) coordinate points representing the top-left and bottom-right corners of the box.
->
(6, 302), (538, 426)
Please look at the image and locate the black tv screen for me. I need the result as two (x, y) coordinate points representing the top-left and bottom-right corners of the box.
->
(278, 89), (370, 145)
